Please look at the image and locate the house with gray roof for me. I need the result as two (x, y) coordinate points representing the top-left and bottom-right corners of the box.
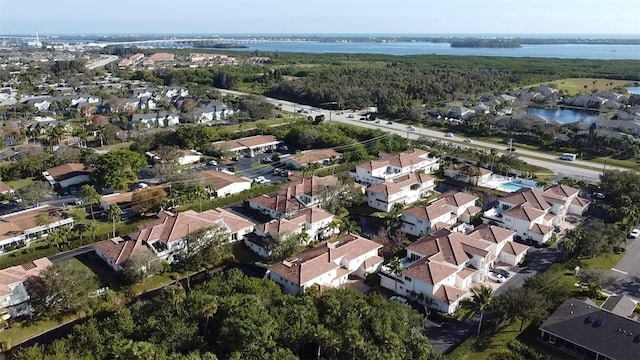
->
(131, 111), (180, 128)
(539, 297), (640, 360)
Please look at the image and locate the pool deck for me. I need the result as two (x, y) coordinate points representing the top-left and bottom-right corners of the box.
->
(479, 175), (538, 193)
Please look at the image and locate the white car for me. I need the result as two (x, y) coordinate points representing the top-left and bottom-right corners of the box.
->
(488, 272), (506, 283)
(407, 126), (416, 132)
(445, 132), (454, 138)
(628, 229), (640, 239)
(390, 296), (409, 304)
(73, 198), (84, 206)
(464, 138), (472, 143)
(254, 176), (271, 184)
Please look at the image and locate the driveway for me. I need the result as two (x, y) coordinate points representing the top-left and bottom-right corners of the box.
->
(423, 314), (476, 354)
(494, 246), (564, 295)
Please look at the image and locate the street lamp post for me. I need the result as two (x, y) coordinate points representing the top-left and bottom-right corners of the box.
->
(320, 101), (338, 123)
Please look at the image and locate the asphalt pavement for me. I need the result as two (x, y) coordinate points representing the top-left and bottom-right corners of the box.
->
(215, 88), (618, 183)
(605, 237), (640, 299)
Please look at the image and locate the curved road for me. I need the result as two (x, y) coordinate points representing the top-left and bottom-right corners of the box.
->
(86, 55), (119, 70)
(216, 89), (626, 183)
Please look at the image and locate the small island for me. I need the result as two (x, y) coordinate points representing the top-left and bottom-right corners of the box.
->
(450, 38), (522, 48)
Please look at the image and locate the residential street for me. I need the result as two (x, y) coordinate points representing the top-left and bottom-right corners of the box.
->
(605, 238), (640, 299)
(215, 88), (618, 183)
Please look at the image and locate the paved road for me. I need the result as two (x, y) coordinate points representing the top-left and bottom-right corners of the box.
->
(494, 246), (564, 296)
(48, 244), (95, 263)
(85, 55), (119, 70)
(215, 89), (619, 183)
(606, 238), (640, 299)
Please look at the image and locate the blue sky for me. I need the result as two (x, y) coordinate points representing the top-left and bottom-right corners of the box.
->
(1, 0), (639, 35)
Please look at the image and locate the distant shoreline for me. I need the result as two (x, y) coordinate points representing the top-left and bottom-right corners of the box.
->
(7, 34), (640, 46)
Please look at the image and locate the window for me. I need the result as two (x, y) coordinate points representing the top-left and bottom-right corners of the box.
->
(502, 204), (510, 211)
(548, 335), (556, 344)
(404, 276), (411, 281)
(231, 233), (238, 241)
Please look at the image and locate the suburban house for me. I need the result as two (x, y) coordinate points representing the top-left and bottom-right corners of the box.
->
(244, 207), (336, 258)
(269, 234), (383, 295)
(444, 163), (493, 185)
(212, 135), (281, 157)
(483, 185), (590, 245)
(198, 170), (251, 198)
(176, 149), (202, 165)
(94, 235), (154, 272)
(0, 257), (52, 317)
(538, 297), (640, 360)
(21, 97), (52, 111)
(193, 102), (233, 123)
(447, 106), (475, 120)
(99, 191), (134, 212)
(27, 120), (73, 135)
(95, 208), (254, 266)
(0, 181), (13, 195)
(0, 206), (75, 253)
(401, 191), (479, 237)
(43, 163), (95, 189)
(365, 172), (436, 212)
(281, 149), (342, 170)
(118, 53), (145, 68)
(351, 148), (440, 186)
(248, 175), (338, 219)
(380, 226), (527, 314)
(131, 112), (180, 128)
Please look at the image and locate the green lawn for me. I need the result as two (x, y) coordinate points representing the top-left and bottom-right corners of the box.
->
(1, 315), (79, 349)
(580, 253), (624, 269)
(6, 177), (34, 190)
(464, 321), (525, 360)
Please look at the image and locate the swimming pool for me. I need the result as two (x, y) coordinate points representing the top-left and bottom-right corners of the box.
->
(498, 182), (530, 192)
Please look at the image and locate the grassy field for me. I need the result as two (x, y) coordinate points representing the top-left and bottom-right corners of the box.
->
(6, 177), (34, 190)
(527, 78), (633, 96)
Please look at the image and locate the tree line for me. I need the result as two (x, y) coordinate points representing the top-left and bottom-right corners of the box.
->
(11, 270), (441, 360)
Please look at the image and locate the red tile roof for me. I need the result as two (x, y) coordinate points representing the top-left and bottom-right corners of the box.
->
(44, 163), (94, 181)
(270, 234), (381, 286)
(403, 257), (459, 285)
(0, 258), (52, 296)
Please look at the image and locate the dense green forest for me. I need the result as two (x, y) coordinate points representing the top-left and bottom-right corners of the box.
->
(11, 270), (439, 360)
(138, 52), (639, 118)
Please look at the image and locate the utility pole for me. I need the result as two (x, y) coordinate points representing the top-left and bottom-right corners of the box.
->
(319, 101), (338, 123)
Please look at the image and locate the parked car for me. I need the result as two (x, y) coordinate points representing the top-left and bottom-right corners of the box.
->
(254, 176), (271, 184)
(73, 198), (83, 206)
(207, 160), (218, 166)
(628, 229), (640, 239)
(494, 269), (510, 278)
(488, 272), (506, 283)
(390, 296), (409, 304)
(593, 192), (605, 200)
(261, 157), (273, 164)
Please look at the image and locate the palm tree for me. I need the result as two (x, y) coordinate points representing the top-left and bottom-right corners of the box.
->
(385, 202), (405, 233)
(387, 256), (403, 295)
(107, 204), (122, 238)
(193, 186), (209, 213)
(74, 222), (90, 246)
(48, 226), (72, 251)
(338, 218), (361, 235)
(459, 285), (494, 337)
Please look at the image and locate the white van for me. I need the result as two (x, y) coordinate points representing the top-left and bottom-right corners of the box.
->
(560, 153), (577, 161)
